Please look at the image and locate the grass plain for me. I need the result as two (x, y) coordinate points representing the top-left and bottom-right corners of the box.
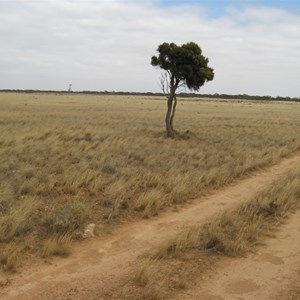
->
(0, 92), (300, 271)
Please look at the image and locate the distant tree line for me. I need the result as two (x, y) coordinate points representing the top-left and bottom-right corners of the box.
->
(0, 89), (299, 102)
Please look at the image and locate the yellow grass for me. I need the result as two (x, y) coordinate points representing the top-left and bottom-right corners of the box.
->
(0, 195), (38, 242)
(137, 166), (300, 299)
(157, 166), (300, 258)
(0, 92), (300, 270)
(41, 234), (72, 258)
(0, 243), (22, 272)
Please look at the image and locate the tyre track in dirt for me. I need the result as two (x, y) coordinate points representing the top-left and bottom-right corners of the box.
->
(174, 209), (300, 300)
(2, 151), (300, 300)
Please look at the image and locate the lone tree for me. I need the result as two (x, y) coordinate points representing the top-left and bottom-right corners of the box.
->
(151, 42), (214, 137)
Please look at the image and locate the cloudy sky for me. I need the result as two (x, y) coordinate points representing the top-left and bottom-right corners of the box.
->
(1, 0), (299, 97)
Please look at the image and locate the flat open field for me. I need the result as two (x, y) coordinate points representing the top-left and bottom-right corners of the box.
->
(0, 92), (300, 299)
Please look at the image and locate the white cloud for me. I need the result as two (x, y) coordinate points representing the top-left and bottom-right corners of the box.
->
(0, 0), (299, 96)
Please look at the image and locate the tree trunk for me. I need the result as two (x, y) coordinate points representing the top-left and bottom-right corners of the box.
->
(165, 93), (174, 137)
(165, 75), (178, 138)
(170, 94), (177, 132)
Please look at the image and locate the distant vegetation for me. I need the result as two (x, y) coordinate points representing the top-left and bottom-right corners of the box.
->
(0, 89), (299, 102)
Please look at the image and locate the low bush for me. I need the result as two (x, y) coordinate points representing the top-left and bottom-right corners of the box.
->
(43, 200), (90, 236)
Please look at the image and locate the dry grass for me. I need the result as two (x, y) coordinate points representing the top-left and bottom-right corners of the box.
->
(0, 92), (300, 270)
(135, 166), (300, 299)
(161, 166), (300, 257)
(134, 189), (165, 218)
(0, 195), (37, 243)
(133, 258), (165, 299)
(41, 234), (72, 258)
(43, 199), (90, 235)
(0, 243), (22, 272)
(134, 258), (160, 287)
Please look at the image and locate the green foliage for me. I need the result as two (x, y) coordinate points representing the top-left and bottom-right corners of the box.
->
(151, 42), (214, 91)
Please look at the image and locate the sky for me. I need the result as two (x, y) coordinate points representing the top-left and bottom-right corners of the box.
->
(0, 0), (300, 97)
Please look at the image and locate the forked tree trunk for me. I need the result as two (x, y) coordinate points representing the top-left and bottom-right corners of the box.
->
(164, 75), (178, 138)
(170, 94), (177, 132)
(165, 88), (176, 137)
(165, 95), (173, 137)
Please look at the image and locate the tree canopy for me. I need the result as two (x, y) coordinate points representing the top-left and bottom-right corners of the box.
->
(151, 42), (214, 91)
(151, 42), (214, 137)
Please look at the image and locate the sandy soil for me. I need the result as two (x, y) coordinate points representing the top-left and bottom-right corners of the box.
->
(1, 151), (300, 300)
(174, 209), (300, 300)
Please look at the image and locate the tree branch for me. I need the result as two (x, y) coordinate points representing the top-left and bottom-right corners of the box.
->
(159, 72), (170, 96)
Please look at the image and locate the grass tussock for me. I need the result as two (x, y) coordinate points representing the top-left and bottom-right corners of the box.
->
(134, 258), (160, 287)
(134, 189), (165, 217)
(41, 234), (72, 258)
(0, 243), (22, 272)
(0, 196), (38, 243)
(43, 200), (90, 235)
(0, 196), (89, 271)
(0, 93), (300, 270)
(133, 258), (165, 300)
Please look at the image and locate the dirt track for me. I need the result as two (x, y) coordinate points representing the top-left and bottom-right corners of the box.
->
(174, 209), (300, 300)
(1, 152), (300, 300)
